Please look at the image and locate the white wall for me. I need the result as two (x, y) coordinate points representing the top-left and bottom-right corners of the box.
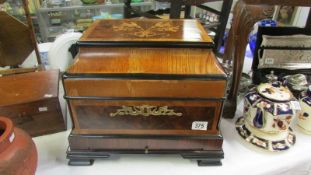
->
(293, 7), (310, 27)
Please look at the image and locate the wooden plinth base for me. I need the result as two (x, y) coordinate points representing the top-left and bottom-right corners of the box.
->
(67, 148), (224, 166)
(67, 132), (224, 166)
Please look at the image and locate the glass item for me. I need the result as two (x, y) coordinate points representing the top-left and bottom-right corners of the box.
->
(80, 0), (96, 5)
(222, 60), (233, 94)
(284, 74), (308, 91)
(297, 85), (311, 134)
(236, 82), (299, 151)
(49, 0), (65, 7)
(248, 19), (277, 55)
(239, 73), (252, 96)
(265, 70), (278, 83)
(283, 74), (308, 98)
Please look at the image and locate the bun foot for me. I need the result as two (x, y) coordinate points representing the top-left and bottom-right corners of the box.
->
(197, 159), (222, 166)
(68, 159), (94, 166)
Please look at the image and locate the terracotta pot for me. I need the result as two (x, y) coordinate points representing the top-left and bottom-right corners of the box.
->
(0, 116), (37, 175)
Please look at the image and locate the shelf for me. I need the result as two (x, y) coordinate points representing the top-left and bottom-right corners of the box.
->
(38, 2), (153, 12)
(37, 1), (154, 42)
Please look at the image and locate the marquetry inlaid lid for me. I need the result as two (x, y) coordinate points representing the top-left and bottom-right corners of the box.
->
(66, 19), (226, 77)
(78, 19), (214, 47)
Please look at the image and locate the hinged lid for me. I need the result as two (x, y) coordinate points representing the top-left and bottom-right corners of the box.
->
(0, 70), (59, 106)
(78, 19), (214, 48)
(66, 19), (225, 79)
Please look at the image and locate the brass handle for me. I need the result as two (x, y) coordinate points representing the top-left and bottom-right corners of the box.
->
(110, 105), (182, 117)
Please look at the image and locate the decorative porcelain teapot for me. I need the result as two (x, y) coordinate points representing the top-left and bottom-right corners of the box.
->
(297, 85), (311, 134)
(236, 82), (300, 151)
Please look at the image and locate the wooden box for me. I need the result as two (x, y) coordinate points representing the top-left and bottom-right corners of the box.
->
(63, 19), (227, 166)
(0, 70), (66, 137)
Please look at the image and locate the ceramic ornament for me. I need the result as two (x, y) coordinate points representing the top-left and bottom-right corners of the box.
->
(236, 82), (300, 152)
(297, 85), (311, 134)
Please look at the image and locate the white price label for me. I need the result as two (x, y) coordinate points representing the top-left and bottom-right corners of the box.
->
(39, 107), (48, 112)
(290, 101), (301, 111)
(265, 58), (274, 64)
(192, 121), (208, 130)
(44, 94), (53, 98)
(9, 132), (15, 143)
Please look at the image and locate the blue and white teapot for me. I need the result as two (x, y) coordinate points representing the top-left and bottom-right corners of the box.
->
(236, 82), (300, 151)
(297, 85), (311, 134)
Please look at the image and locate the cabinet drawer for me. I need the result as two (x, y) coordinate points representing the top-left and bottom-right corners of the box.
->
(69, 100), (223, 135)
(69, 135), (223, 150)
(64, 79), (226, 99)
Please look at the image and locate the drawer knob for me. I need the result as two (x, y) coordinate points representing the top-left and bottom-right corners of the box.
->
(145, 146), (149, 154)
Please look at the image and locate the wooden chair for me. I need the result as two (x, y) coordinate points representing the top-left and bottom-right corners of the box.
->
(0, 0), (42, 75)
(222, 0), (311, 118)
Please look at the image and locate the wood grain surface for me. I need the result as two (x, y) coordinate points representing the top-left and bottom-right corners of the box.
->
(69, 136), (223, 150)
(0, 11), (34, 67)
(0, 98), (65, 137)
(64, 79), (226, 98)
(67, 47), (225, 76)
(80, 19), (213, 43)
(69, 100), (222, 135)
(65, 19), (226, 157)
(0, 70), (59, 106)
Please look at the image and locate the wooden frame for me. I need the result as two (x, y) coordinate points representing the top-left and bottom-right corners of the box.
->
(273, 5), (298, 26)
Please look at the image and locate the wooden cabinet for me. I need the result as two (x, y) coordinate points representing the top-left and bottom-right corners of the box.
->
(63, 19), (227, 166)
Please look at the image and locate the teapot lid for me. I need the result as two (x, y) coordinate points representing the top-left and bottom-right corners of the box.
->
(257, 82), (292, 102)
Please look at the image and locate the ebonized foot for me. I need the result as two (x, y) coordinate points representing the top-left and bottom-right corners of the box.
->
(197, 159), (222, 166)
(182, 150), (224, 166)
(67, 147), (110, 166)
(68, 159), (94, 166)
(66, 147), (224, 166)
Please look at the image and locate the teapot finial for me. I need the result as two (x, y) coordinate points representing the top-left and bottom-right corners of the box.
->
(265, 70), (278, 83)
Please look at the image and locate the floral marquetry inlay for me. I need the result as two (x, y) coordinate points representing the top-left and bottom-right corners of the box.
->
(78, 19), (213, 43)
(112, 21), (180, 38)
